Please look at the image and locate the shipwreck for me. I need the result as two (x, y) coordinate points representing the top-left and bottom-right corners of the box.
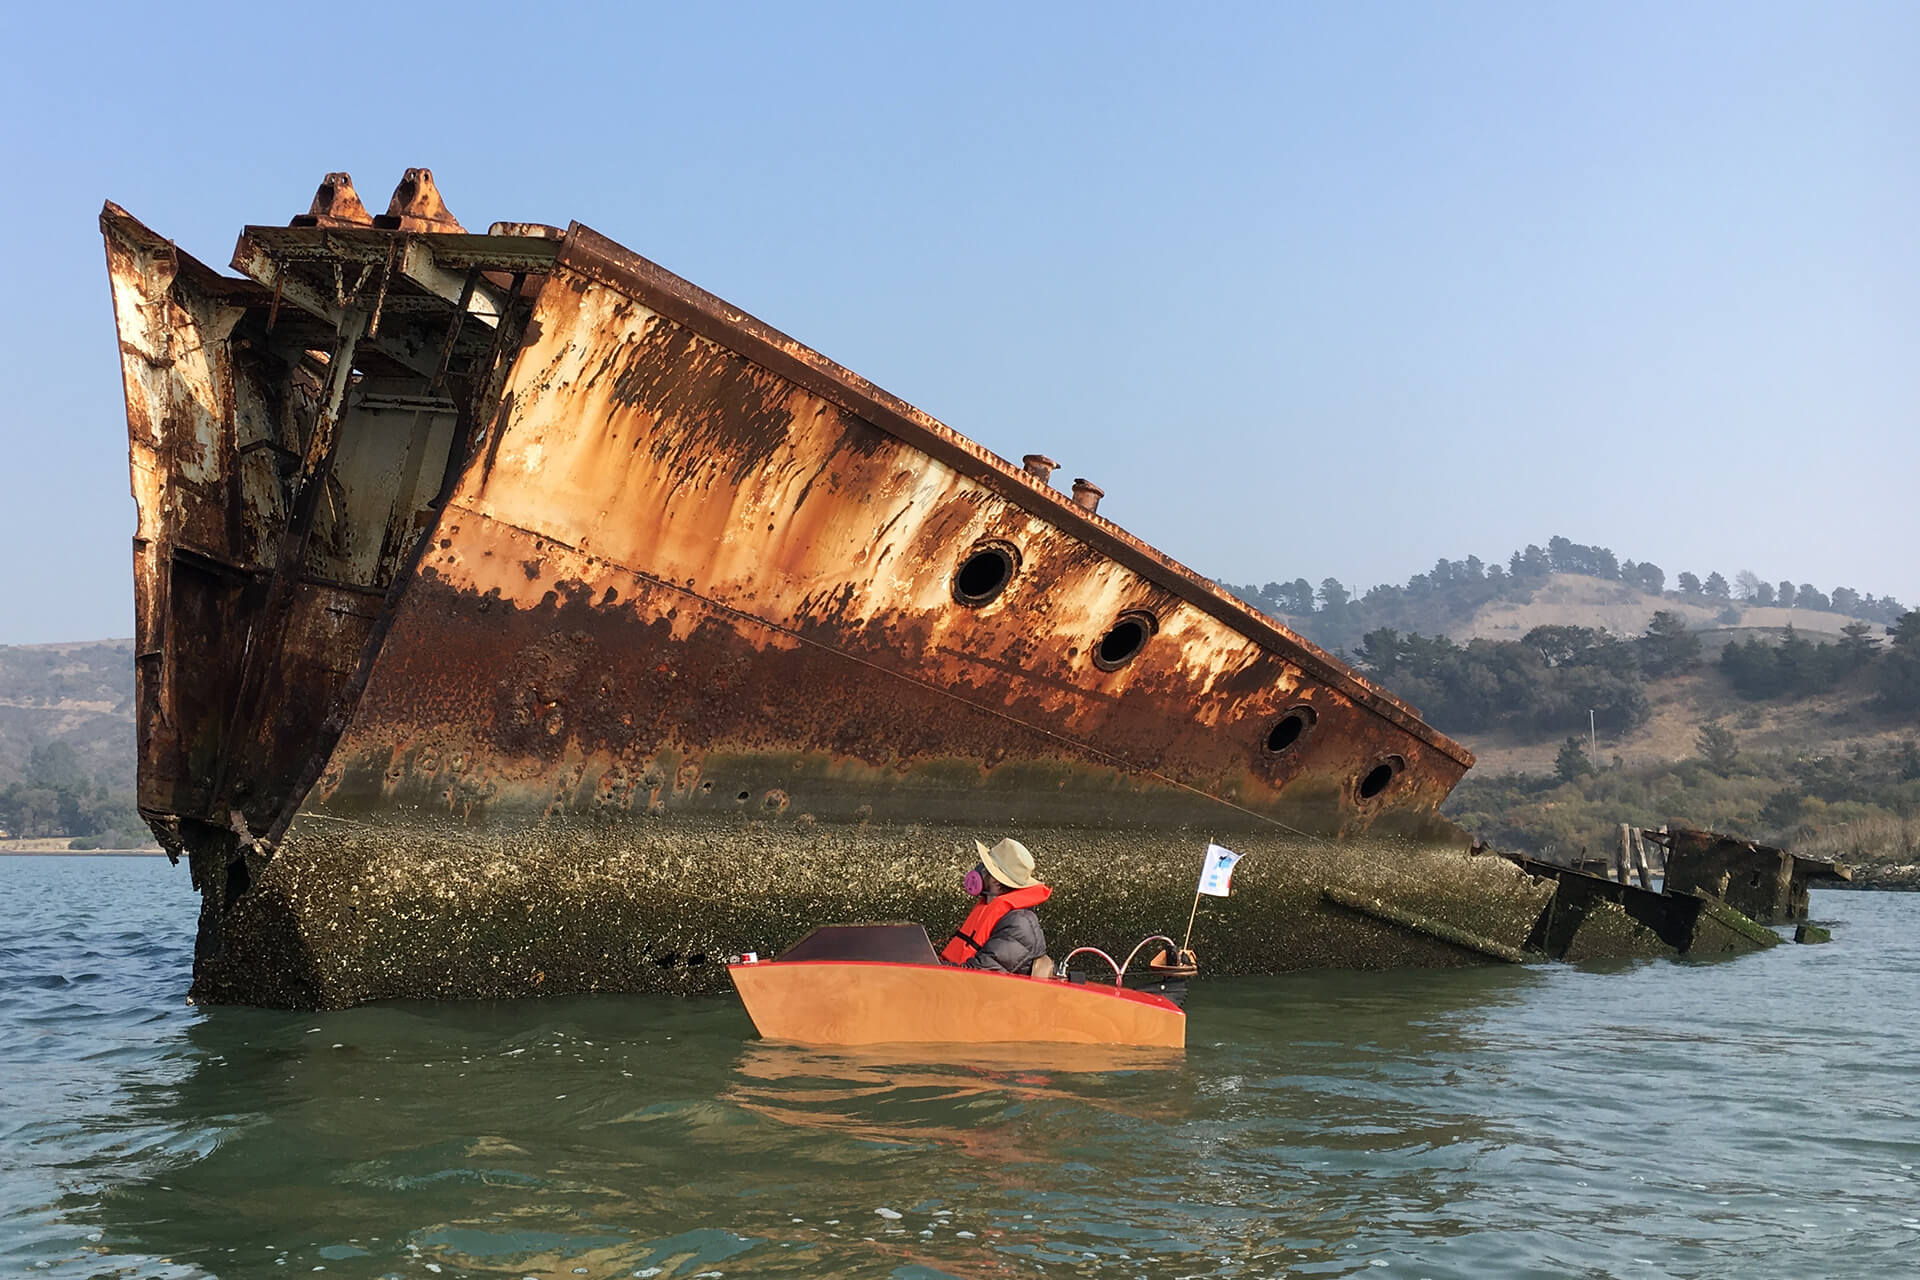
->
(107, 170), (1633, 1008)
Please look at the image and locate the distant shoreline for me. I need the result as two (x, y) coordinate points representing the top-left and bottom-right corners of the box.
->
(0, 849), (168, 857)
(0, 837), (166, 857)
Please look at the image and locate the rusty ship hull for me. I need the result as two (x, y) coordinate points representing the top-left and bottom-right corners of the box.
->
(103, 172), (1552, 1009)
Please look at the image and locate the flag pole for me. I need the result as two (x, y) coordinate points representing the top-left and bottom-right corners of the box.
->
(1181, 836), (1210, 953)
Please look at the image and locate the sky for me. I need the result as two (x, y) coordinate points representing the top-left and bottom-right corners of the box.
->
(2, 1), (1914, 644)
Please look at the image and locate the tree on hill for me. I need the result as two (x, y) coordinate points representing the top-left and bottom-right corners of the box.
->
(1639, 610), (1701, 677)
(0, 741), (144, 843)
(26, 741), (87, 791)
(1676, 571), (1702, 596)
(1758, 788), (1804, 832)
(1555, 735), (1594, 783)
(1524, 624), (1612, 669)
(1798, 584), (1830, 612)
(1735, 570), (1763, 600)
(1839, 621), (1882, 665)
(1350, 625), (1648, 738)
(1877, 610), (1920, 713)
(1509, 545), (1551, 582)
(1695, 720), (1739, 775)
(1546, 536), (1621, 579)
(1357, 628), (1403, 677)
(1899, 738), (1920, 781)
(1317, 578), (1350, 614)
(1704, 571), (1731, 600)
(1276, 578), (1316, 615)
(1777, 581), (1796, 608)
(1719, 627), (1855, 701)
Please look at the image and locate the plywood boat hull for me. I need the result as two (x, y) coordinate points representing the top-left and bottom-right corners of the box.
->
(728, 960), (1186, 1049)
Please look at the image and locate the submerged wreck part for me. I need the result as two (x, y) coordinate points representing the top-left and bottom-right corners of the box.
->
(192, 823), (1553, 1008)
(1512, 856), (1780, 963)
(1652, 826), (1850, 924)
(108, 168), (1545, 1008)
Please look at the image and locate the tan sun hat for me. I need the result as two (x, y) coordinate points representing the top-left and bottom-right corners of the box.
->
(974, 837), (1039, 889)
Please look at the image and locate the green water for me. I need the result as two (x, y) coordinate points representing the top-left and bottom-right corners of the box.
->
(4, 855), (1917, 1278)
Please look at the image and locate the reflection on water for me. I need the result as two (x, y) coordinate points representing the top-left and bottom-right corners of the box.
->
(725, 1040), (1190, 1162)
(5, 857), (1920, 1279)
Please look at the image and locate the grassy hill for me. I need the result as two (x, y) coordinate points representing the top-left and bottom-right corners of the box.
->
(1232, 568), (1901, 776)
(0, 641), (145, 847)
(1222, 556), (1918, 878)
(0, 640), (137, 790)
(1444, 574), (1871, 644)
(1453, 631), (1901, 774)
(1251, 572), (1878, 653)
(1419, 610), (1920, 884)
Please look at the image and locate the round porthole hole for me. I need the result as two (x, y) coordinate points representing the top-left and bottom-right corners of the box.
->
(1358, 755), (1405, 800)
(1093, 611), (1156, 671)
(952, 542), (1018, 606)
(1265, 706), (1316, 754)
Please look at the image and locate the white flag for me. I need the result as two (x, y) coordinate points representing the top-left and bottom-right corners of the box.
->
(1197, 843), (1242, 898)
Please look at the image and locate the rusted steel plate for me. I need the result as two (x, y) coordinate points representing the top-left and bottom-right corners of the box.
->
(553, 223), (1467, 760)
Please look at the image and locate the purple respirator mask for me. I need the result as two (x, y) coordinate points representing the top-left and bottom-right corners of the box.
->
(963, 864), (986, 897)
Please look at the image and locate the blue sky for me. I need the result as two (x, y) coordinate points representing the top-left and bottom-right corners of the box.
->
(2, 1), (1914, 644)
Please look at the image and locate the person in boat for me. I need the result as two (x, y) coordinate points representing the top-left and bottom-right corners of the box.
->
(940, 837), (1050, 974)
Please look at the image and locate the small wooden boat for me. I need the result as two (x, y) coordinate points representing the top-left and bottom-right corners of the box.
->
(727, 924), (1186, 1049)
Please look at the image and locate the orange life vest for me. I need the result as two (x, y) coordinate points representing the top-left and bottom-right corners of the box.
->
(941, 883), (1051, 965)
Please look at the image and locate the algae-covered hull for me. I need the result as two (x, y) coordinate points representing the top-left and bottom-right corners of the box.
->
(104, 170), (1551, 1008)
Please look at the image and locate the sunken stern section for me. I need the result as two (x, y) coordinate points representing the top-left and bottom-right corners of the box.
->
(105, 172), (1550, 1009)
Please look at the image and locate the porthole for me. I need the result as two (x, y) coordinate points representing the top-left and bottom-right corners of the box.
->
(952, 542), (1018, 606)
(1357, 755), (1406, 800)
(1265, 706), (1316, 754)
(1092, 611), (1157, 671)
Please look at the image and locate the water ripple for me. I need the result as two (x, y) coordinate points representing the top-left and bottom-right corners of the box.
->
(2, 858), (1917, 1278)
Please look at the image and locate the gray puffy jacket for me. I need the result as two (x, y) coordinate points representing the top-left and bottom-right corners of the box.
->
(965, 907), (1048, 975)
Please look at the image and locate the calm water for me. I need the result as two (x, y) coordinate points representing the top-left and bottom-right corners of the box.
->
(3, 857), (1917, 1279)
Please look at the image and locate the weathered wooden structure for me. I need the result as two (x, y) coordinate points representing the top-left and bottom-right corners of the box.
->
(1507, 854), (1780, 962)
(1651, 826), (1850, 924)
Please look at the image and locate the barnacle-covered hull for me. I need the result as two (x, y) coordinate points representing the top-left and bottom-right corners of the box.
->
(104, 171), (1551, 1009)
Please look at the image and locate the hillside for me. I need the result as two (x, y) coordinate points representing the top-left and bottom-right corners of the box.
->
(0, 641), (145, 847)
(1217, 547), (1920, 874)
(1456, 661), (1908, 774)
(1421, 618), (1920, 881)
(1377, 572), (1897, 772)
(1253, 572), (1879, 654)
(1223, 533), (1906, 655)
(1447, 574), (1871, 644)
(0, 640), (137, 790)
